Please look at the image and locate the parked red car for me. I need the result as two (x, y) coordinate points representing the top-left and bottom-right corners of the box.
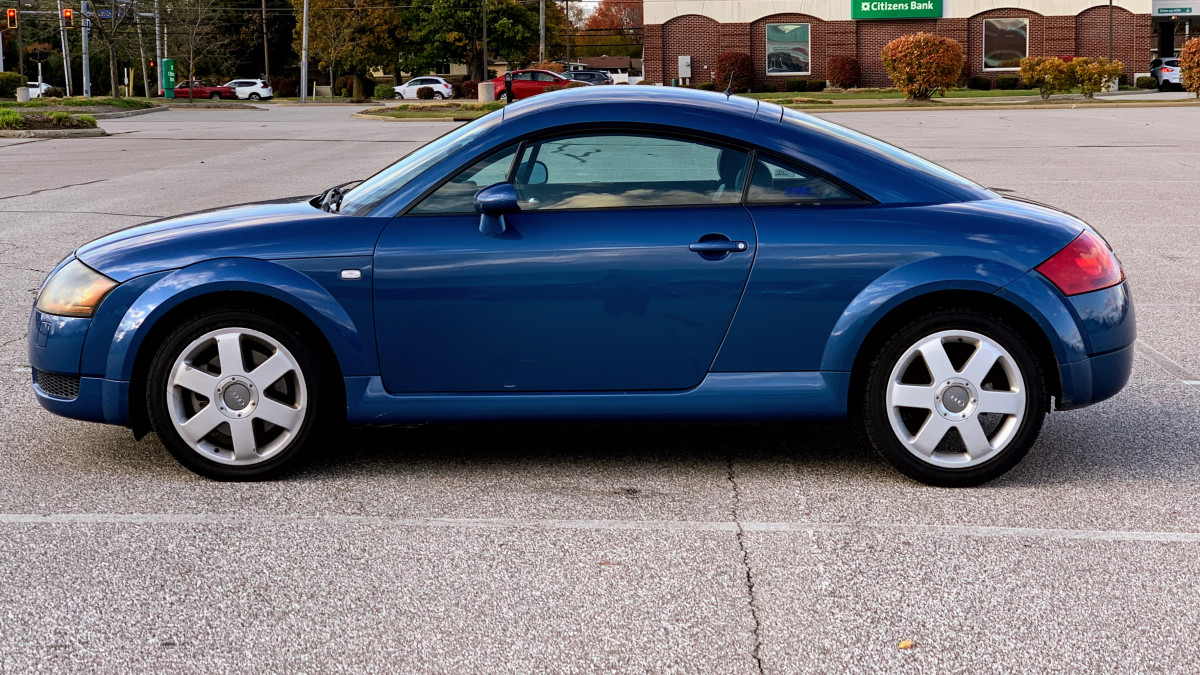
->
(171, 80), (236, 100)
(491, 69), (587, 100)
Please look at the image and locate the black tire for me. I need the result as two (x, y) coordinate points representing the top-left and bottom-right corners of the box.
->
(210, 92), (221, 100)
(146, 308), (333, 480)
(433, 92), (444, 100)
(249, 93), (261, 100)
(860, 309), (1047, 487)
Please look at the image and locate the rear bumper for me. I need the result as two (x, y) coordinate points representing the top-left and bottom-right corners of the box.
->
(1057, 344), (1134, 410)
(1057, 280), (1136, 409)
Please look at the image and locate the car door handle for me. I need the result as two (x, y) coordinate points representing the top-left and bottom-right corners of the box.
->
(689, 240), (748, 254)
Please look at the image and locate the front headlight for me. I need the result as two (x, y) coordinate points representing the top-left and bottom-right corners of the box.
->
(35, 259), (118, 318)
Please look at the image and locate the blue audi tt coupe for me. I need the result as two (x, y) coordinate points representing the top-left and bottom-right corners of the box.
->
(28, 87), (1134, 485)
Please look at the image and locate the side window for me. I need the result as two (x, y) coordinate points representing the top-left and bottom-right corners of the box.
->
(513, 72), (534, 81)
(513, 134), (749, 210)
(409, 144), (519, 214)
(746, 156), (862, 204)
(535, 72), (558, 82)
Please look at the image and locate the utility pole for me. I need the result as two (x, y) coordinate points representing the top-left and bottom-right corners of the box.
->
(481, 0), (487, 80)
(300, 0), (308, 101)
(261, 0), (269, 80)
(1107, 0), (1114, 61)
(81, 0), (91, 97)
(538, 0), (544, 63)
(56, 0), (72, 96)
(154, 0), (161, 95)
(564, 0), (570, 69)
(136, 11), (150, 97)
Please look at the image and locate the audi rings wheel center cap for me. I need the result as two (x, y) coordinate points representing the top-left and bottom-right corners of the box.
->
(941, 385), (970, 413)
(215, 377), (257, 418)
(934, 379), (977, 421)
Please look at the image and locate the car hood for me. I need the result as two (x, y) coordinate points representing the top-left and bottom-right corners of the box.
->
(76, 197), (389, 282)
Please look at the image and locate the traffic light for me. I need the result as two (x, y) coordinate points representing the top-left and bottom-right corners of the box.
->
(148, 59), (155, 68)
(62, 8), (73, 28)
(5, 8), (16, 29)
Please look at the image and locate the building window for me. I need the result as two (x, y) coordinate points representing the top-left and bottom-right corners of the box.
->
(983, 18), (1028, 70)
(766, 24), (811, 75)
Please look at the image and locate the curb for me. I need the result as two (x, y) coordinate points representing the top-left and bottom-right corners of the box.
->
(0, 128), (108, 138)
(351, 113), (472, 122)
(90, 106), (169, 120)
(794, 99), (1200, 113)
(163, 103), (265, 111)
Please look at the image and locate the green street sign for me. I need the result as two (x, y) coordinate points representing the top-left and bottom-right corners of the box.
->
(852, 0), (943, 19)
(1157, 7), (1192, 13)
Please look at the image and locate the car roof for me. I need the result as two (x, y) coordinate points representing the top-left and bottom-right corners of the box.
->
(495, 86), (994, 204)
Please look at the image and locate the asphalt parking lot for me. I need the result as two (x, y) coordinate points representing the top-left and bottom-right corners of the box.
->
(2, 102), (1199, 673)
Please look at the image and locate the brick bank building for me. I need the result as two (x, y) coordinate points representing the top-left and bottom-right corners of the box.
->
(643, 0), (1198, 88)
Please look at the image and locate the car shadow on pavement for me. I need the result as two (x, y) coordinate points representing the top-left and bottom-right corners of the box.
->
(291, 419), (887, 481)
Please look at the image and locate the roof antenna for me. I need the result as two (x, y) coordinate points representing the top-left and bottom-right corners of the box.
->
(723, 73), (734, 98)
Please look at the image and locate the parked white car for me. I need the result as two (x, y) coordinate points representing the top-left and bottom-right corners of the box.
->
(222, 79), (274, 100)
(393, 76), (454, 100)
(26, 82), (54, 98)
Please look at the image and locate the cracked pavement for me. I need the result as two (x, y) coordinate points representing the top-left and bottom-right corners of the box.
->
(1, 105), (1199, 672)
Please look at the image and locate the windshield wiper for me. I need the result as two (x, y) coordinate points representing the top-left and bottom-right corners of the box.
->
(318, 180), (363, 213)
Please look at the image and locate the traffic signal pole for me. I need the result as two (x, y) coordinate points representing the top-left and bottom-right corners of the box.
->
(56, 0), (72, 96)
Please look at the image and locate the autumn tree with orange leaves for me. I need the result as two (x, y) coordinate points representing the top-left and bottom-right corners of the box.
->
(574, 0), (642, 58)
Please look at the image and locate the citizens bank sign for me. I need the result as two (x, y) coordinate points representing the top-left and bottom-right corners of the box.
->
(852, 0), (943, 19)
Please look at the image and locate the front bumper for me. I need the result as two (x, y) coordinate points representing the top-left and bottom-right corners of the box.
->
(28, 307), (130, 426)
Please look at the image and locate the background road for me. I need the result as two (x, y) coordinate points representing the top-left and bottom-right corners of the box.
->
(1, 104), (1198, 673)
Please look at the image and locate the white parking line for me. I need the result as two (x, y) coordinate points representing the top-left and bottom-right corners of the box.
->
(2, 513), (1199, 543)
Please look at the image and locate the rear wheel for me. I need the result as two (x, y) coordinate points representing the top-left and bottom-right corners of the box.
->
(861, 310), (1047, 487)
(249, 93), (261, 100)
(210, 92), (221, 100)
(147, 309), (330, 480)
(433, 92), (444, 100)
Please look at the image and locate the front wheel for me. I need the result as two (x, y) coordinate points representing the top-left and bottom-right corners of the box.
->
(861, 310), (1047, 487)
(146, 309), (330, 480)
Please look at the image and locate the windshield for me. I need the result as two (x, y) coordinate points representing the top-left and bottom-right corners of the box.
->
(338, 109), (505, 216)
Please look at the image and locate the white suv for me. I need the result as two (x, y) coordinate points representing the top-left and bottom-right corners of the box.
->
(393, 76), (454, 100)
(1151, 58), (1181, 91)
(223, 79), (274, 100)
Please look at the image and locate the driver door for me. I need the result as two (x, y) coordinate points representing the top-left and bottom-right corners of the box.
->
(372, 131), (758, 393)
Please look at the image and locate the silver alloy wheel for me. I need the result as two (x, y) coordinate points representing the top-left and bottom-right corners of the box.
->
(166, 327), (307, 466)
(885, 329), (1026, 468)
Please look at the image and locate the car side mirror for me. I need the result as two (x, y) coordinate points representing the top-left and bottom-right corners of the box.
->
(474, 182), (520, 236)
(517, 160), (548, 185)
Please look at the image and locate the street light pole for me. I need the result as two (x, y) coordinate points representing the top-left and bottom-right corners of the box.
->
(538, 0), (544, 63)
(482, 0), (487, 80)
(81, 0), (91, 97)
(300, 0), (308, 101)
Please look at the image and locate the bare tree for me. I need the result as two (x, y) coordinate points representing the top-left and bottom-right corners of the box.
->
(81, 0), (137, 96)
(164, 0), (234, 100)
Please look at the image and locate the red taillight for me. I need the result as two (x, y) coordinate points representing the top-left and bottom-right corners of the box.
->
(1036, 231), (1124, 296)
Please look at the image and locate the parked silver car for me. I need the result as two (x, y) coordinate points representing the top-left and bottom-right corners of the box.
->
(1151, 57), (1181, 91)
